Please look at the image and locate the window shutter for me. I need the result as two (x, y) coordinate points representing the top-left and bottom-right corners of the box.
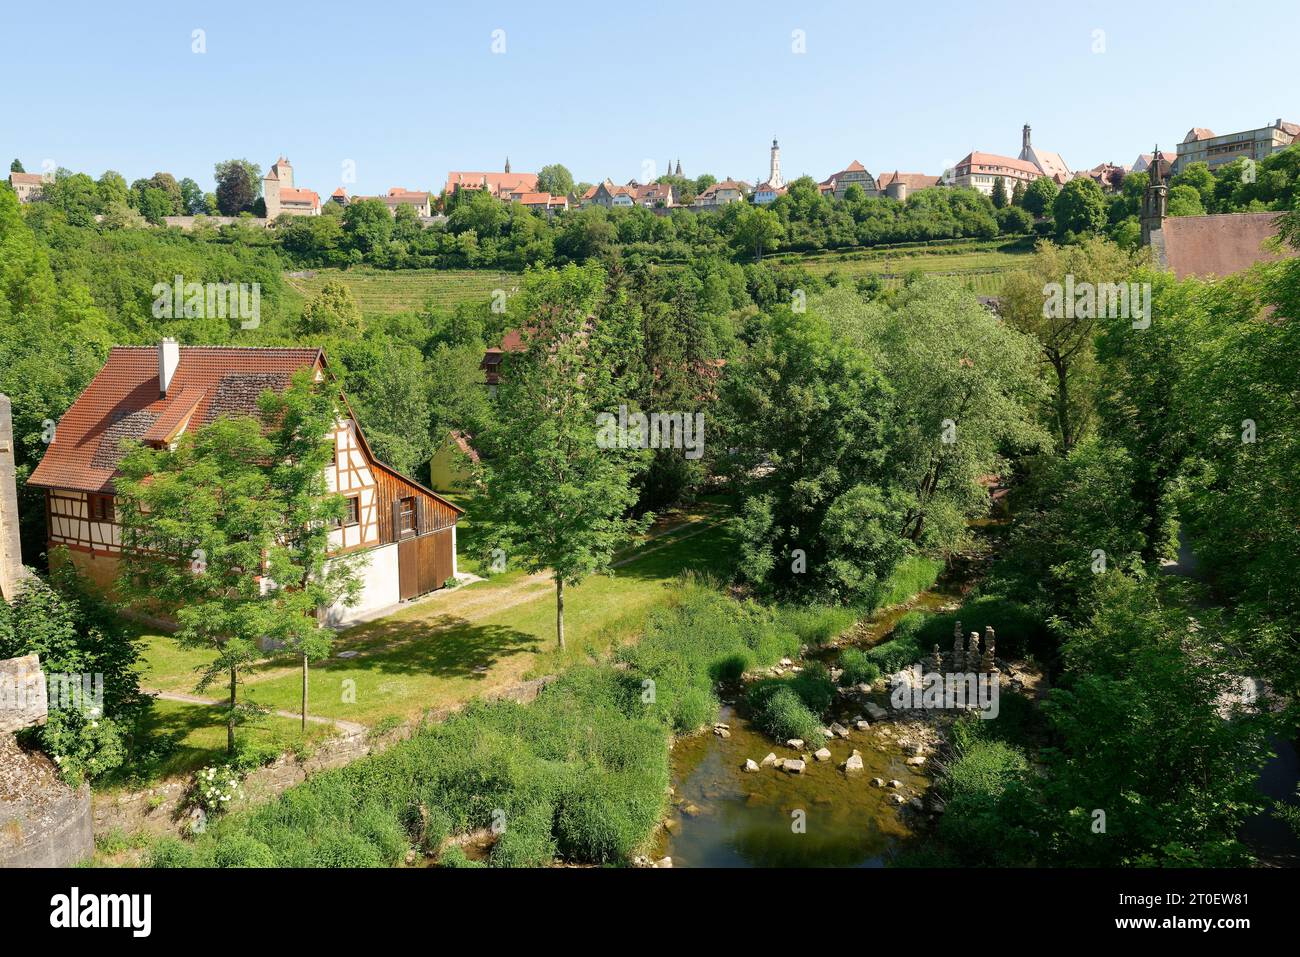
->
(391, 499), (401, 543)
(417, 498), (427, 536)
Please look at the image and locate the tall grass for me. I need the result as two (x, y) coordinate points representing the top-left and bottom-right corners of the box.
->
(151, 579), (854, 868)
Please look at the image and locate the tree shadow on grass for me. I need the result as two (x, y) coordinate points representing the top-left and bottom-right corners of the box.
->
(313, 615), (541, 680)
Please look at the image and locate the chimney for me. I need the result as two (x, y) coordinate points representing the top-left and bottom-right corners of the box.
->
(159, 338), (179, 397)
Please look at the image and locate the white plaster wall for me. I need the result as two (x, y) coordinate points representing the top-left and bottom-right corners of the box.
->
(323, 542), (399, 626)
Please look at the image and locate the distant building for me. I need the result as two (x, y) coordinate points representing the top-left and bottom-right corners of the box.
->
(875, 170), (942, 202)
(1175, 119), (1299, 172)
(692, 179), (748, 209)
(442, 164), (539, 202)
(263, 157), (320, 218)
(515, 191), (569, 213)
(1018, 124), (1072, 183)
(1079, 162), (1130, 193)
(330, 187), (348, 206)
(753, 139), (787, 204)
(339, 187), (433, 217)
(819, 160), (878, 199)
(951, 151), (1042, 197)
(8, 170), (50, 203)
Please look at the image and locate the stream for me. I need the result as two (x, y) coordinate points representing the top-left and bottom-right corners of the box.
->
(652, 586), (961, 868)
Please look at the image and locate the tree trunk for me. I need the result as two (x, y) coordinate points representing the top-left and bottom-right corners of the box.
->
(1054, 357), (1073, 453)
(301, 653), (308, 733)
(556, 577), (566, 650)
(227, 665), (237, 755)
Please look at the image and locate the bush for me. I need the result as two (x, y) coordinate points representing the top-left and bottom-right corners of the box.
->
(148, 837), (195, 868)
(555, 769), (666, 864)
(837, 648), (881, 687)
(748, 685), (822, 744)
(864, 631), (926, 674)
(211, 833), (277, 868)
(490, 803), (557, 868)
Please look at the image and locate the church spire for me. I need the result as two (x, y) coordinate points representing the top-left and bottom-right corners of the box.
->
(504, 156), (511, 174)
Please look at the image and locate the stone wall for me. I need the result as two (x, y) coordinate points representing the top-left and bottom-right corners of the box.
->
(0, 779), (93, 868)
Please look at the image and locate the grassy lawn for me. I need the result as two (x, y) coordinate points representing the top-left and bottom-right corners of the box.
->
(134, 511), (739, 731)
(101, 699), (334, 791)
(283, 266), (520, 316)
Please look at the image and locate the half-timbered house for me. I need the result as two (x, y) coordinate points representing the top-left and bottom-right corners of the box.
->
(28, 340), (462, 625)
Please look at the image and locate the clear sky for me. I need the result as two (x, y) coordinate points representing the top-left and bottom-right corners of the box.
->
(3, 0), (1298, 195)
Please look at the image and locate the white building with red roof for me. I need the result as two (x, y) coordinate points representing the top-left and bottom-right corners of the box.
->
(29, 341), (463, 623)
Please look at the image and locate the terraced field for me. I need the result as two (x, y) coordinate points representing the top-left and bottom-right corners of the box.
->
(282, 240), (1032, 317)
(283, 267), (521, 316)
(772, 239), (1034, 295)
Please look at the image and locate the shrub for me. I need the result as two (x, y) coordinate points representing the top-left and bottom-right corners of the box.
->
(864, 632), (926, 674)
(148, 837), (195, 868)
(309, 830), (387, 867)
(837, 648), (881, 687)
(211, 833), (276, 868)
(748, 685), (822, 744)
(490, 802), (557, 868)
(555, 769), (666, 864)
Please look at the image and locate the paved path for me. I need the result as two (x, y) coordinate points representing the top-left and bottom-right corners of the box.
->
(145, 688), (368, 736)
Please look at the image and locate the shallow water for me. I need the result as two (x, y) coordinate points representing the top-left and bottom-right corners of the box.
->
(653, 583), (964, 868)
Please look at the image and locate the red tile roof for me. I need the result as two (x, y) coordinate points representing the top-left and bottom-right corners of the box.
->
(1160, 212), (1292, 280)
(29, 347), (323, 493)
(9, 172), (47, 186)
(442, 171), (538, 197)
(875, 171), (942, 191)
(958, 152), (1041, 177)
(279, 187), (320, 207)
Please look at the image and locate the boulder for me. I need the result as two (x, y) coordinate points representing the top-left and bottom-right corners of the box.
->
(843, 751), (864, 773)
(760, 752), (779, 768)
(714, 727), (731, 739)
(819, 727), (834, 739)
(870, 777), (885, 787)
(890, 793), (907, 805)
(855, 720), (870, 731)
(814, 747), (832, 762)
(785, 738), (804, 750)
(830, 722), (850, 738)
(743, 759), (760, 773)
(887, 779), (902, 789)
(906, 756), (926, 766)
(653, 856), (673, 868)
(782, 759), (807, 774)
(864, 702), (888, 721)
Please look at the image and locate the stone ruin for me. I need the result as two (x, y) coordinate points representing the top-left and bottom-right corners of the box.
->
(0, 654), (94, 867)
(941, 620), (999, 674)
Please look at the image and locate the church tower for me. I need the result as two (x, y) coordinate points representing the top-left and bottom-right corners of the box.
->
(505, 157), (511, 174)
(1140, 144), (1169, 247)
(769, 138), (782, 189)
(1021, 124), (1032, 156)
(675, 158), (682, 177)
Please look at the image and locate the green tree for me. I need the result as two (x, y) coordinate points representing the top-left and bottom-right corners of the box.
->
(115, 371), (358, 751)
(1010, 179), (1027, 207)
(1052, 178), (1107, 240)
(214, 159), (260, 215)
(474, 264), (650, 649)
(1022, 176), (1059, 218)
(179, 177), (206, 215)
(10, 159), (24, 173)
(1000, 237), (1137, 451)
(536, 164), (575, 197)
(991, 176), (1008, 209)
(299, 279), (363, 338)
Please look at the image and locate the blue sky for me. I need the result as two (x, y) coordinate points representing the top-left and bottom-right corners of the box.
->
(3, 0), (1297, 195)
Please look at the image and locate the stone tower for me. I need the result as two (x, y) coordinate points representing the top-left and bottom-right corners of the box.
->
(769, 137), (783, 189)
(0, 395), (31, 602)
(1022, 123), (1032, 154)
(675, 158), (682, 177)
(263, 156), (292, 220)
(504, 156), (511, 174)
